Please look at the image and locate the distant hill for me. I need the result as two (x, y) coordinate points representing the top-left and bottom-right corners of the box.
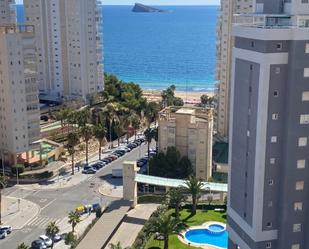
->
(132, 3), (170, 13)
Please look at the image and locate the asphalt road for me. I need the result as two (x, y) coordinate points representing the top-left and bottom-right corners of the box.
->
(0, 142), (150, 249)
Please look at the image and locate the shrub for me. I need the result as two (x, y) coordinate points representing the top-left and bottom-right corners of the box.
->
(11, 164), (25, 175)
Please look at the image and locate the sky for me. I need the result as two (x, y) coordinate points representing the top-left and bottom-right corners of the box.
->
(15, 0), (220, 5)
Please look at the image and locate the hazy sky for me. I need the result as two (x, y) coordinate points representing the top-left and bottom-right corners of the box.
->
(16, 0), (220, 5)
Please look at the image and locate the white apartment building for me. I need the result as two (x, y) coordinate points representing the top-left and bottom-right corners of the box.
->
(158, 107), (213, 180)
(0, 25), (40, 165)
(0, 0), (16, 24)
(215, 0), (252, 140)
(24, 0), (104, 102)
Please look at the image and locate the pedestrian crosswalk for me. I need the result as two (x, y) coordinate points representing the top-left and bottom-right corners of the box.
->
(27, 216), (61, 229)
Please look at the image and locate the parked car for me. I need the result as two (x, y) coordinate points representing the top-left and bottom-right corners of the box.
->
(109, 154), (118, 160)
(52, 233), (62, 243)
(128, 143), (137, 149)
(137, 160), (145, 167)
(31, 240), (47, 249)
(102, 157), (112, 163)
(82, 167), (96, 174)
(113, 150), (125, 156)
(0, 225), (12, 234)
(0, 230), (7, 239)
(40, 235), (52, 247)
(119, 146), (131, 152)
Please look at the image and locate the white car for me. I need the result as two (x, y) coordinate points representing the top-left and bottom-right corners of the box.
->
(40, 235), (53, 247)
(0, 230), (7, 239)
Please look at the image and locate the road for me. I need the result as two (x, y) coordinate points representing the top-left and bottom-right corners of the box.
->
(0, 142), (149, 249)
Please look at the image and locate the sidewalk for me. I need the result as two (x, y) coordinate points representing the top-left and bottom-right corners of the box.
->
(107, 204), (159, 248)
(2, 196), (40, 229)
(54, 213), (97, 249)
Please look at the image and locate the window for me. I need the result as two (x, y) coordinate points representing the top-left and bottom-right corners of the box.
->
(297, 159), (306, 169)
(296, 181), (304, 190)
(302, 91), (309, 101)
(266, 242), (272, 248)
(291, 244), (300, 249)
(270, 158), (276, 164)
(300, 114), (309, 124)
(304, 68), (309, 77)
(251, 41), (255, 47)
(266, 222), (272, 228)
(276, 43), (282, 50)
(298, 137), (307, 147)
(293, 224), (302, 232)
(294, 202), (303, 211)
(271, 136), (277, 143)
(273, 91), (279, 97)
(275, 67), (281, 74)
(268, 179), (274, 186)
(306, 43), (309, 53)
(272, 114), (279, 120)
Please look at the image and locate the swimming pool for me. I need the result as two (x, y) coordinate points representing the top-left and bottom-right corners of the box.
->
(184, 223), (228, 249)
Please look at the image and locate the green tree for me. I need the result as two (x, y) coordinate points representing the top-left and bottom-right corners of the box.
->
(144, 101), (160, 127)
(0, 175), (7, 225)
(67, 132), (79, 175)
(200, 94), (214, 106)
(144, 128), (155, 175)
(168, 188), (186, 219)
(17, 243), (29, 249)
(109, 242), (123, 249)
(81, 126), (93, 165)
(64, 232), (77, 247)
(184, 176), (204, 215)
(55, 108), (71, 136)
(46, 221), (60, 249)
(151, 213), (184, 249)
(68, 211), (81, 233)
(114, 122), (124, 147)
(173, 97), (184, 106)
(104, 103), (119, 149)
(130, 113), (141, 140)
(93, 124), (107, 160)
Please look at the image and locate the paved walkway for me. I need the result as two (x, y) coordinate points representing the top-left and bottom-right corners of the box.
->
(76, 200), (131, 249)
(2, 196), (40, 229)
(108, 204), (160, 248)
(98, 181), (123, 198)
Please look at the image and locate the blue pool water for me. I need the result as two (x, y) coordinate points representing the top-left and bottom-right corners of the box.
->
(185, 228), (228, 248)
(209, 224), (225, 232)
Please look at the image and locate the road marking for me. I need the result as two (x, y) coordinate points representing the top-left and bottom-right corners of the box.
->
(41, 198), (56, 210)
(27, 216), (61, 228)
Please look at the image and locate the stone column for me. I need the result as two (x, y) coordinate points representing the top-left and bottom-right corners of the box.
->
(123, 161), (138, 208)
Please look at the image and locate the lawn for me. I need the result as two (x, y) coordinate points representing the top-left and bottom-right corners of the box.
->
(145, 208), (227, 249)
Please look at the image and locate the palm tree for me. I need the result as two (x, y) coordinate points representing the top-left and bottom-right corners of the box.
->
(114, 122), (124, 147)
(68, 211), (81, 233)
(55, 108), (71, 136)
(46, 221), (60, 249)
(130, 114), (141, 140)
(17, 243), (29, 249)
(104, 103), (119, 149)
(144, 128), (154, 175)
(168, 188), (186, 219)
(184, 176), (204, 215)
(81, 126), (93, 165)
(144, 101), (160, 128)
(0, 175), (7, 225)
(109, 242), (123, 249)
(93, 124), (107, 160)
(151, 213), (184, 249)
(67, 111), (78, 133)
(67, 132), (79, 175)
(64, 232), (77, 247)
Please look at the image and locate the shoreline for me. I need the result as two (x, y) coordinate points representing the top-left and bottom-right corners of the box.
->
(143, 90), (214, 104)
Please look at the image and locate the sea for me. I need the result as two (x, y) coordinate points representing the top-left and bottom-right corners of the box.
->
(16, 5), (218, 92)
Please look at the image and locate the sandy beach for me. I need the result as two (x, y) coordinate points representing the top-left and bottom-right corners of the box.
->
(143, 90), (214, 104)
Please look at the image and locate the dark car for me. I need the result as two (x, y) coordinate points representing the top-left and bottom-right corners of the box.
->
(128, 143), (137, 149)
(31, 240), (47, 249)
(102, 157), (112, 163)
(113, 150), (125, 156)
(40, 115), (49, 122)
(91, 163), (101, 170)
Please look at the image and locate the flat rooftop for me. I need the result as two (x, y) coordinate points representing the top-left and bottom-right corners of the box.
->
(176, 108), (195, 115)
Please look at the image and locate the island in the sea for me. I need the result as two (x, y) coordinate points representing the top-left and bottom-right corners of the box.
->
(132, 3), (170, 13)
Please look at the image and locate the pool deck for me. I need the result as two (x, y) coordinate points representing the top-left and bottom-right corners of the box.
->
(178, 221), (227, 249)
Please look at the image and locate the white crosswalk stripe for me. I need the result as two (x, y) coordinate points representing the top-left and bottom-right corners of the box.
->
(27, 216), (61, 228)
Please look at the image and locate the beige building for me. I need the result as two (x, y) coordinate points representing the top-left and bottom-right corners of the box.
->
(24, 0), (104, 102)
(158, 107), (213, 180)
(0, 0), (16, 24)
(214, 0), (252, 140)
(0, 25), (40, 165)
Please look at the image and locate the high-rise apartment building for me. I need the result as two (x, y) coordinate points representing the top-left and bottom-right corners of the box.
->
(158, 107), (213, 180)
(228, 1), (309, 249)
(215, 0), (252, 140)
(24, 0), (104, 101)
(0, 0), (16, 24)
(0, 25), (40, 165)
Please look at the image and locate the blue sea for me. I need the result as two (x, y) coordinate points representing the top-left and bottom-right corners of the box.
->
(16, 5), (218, 92)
